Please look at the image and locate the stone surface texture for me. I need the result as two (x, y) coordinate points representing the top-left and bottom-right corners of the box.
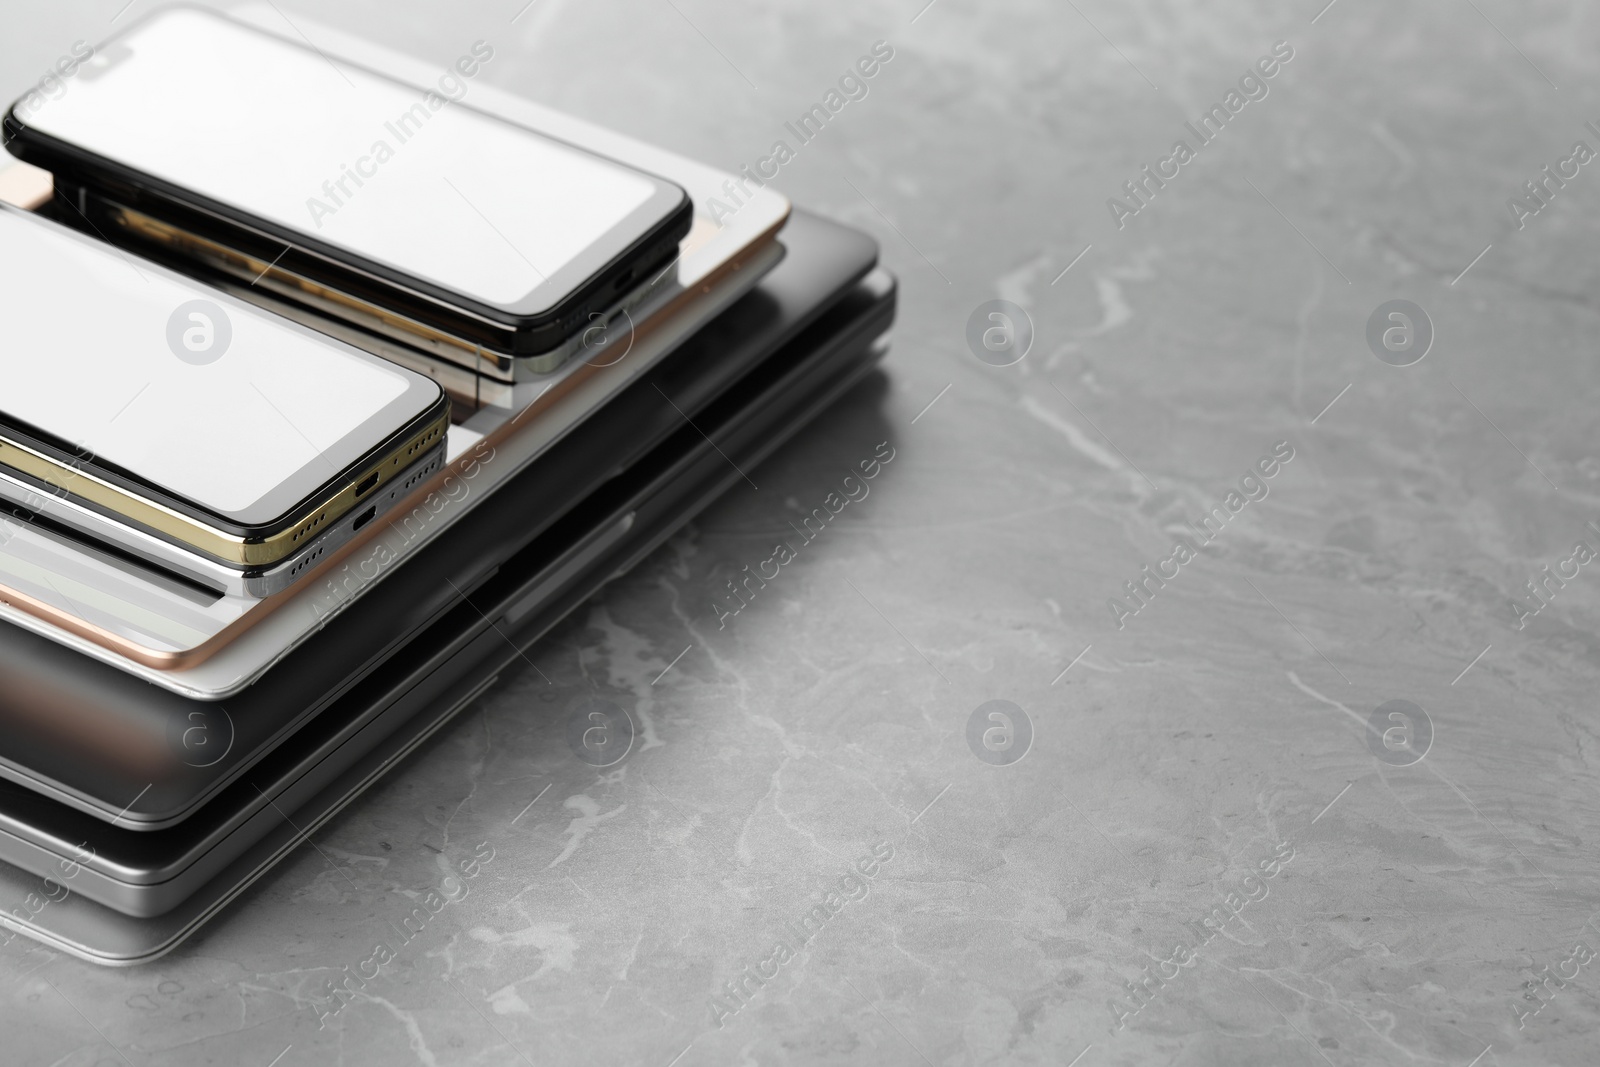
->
(5, 0), (1600, 1064)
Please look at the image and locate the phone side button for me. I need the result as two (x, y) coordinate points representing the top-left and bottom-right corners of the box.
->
(499, 511), (636, 627)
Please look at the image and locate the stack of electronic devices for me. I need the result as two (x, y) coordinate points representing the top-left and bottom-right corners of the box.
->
(0, 5), (895, 965)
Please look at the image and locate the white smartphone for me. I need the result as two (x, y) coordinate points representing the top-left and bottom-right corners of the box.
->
(0, 202), (450, 568)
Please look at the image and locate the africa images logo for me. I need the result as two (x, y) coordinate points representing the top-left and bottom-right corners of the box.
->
(966, 700), (1033, 766)
(966, 300), (1033, 367)
(704, 41), (895, 225)
(166, 300), (232, 365)
(711, 442), (895, 630)
(304, 42), (495, 228)
(1365, 300), (1432, 367)
(1365, 699), (1431, 767)
(566, 697), (635, 768)
(1107, 441), (1296, 630)
(1106, 41), (1296, 229)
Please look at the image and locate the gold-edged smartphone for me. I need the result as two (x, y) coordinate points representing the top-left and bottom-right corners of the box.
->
(0, 202), (450, 567)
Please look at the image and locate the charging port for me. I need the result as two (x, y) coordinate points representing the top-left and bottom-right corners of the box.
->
(352, 505), (377, 531)
(354, 471), (381, 497)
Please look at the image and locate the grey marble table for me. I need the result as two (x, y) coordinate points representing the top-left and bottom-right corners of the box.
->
(6, 0), (1600, 1063)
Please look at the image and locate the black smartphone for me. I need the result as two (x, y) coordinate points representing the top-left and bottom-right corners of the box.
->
(2, 4), (692, 370)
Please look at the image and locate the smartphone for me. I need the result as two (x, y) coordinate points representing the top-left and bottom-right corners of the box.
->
(0, 202), (451, 569)
(2, 4), (693, 371)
